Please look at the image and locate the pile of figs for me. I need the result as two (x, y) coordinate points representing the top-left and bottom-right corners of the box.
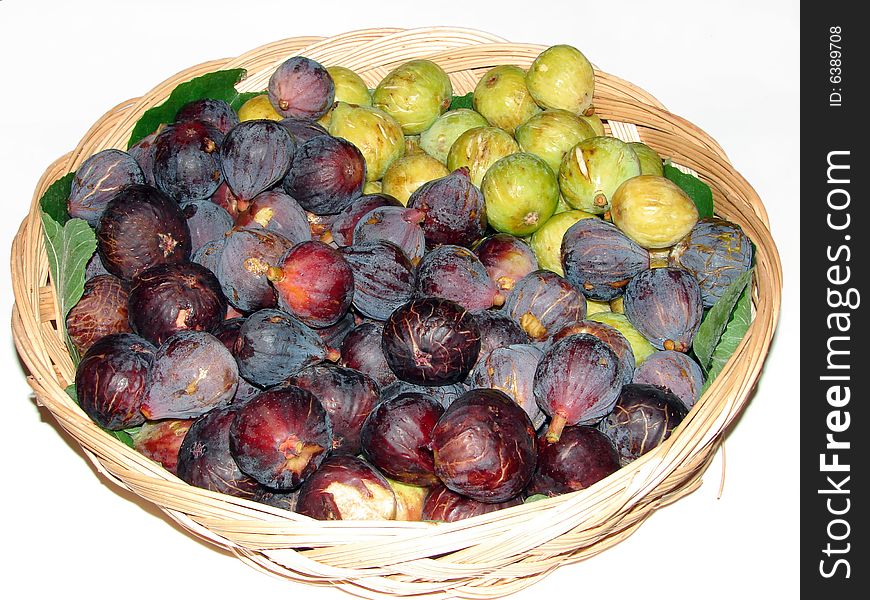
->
(67, 45), (753, 522)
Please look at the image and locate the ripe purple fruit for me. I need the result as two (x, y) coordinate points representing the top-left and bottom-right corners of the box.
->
(220, 120), (296, 206)
(339, 321), (397, 388)
(340, 241), (415, 321)
(128, 132), (158, 186)
(432, 388), (536, 502)
(470, 344), (545, 429)
(669, 217), (754, 308)
(234, 308), (333, 388)
(153, 120), (224, 203)
(473, 233), (538, 298)
(379, 380), (469, 410)
(216, 227), (294, 313)
(175, 99), (239, 135)
(312, 312), (357, 350)
(528, 426), (620, 496)
(180, 200), (234, 251)
(632, 350), (705, 411)
(229, 387), (332, 490)
(68, 149), (145, 226)
(278, 117), (329, 143)
(75, 333), (155, 430)
(97, 184), (191, 280)
(252, 487), (300, 512)
(66, 274), (131, 355)
(504, 270), (586, 342)
(295, 454), (397, 520)
(552, 320), (636, 384)
(141, 331), (239, 420)
(534, 333), (622, 442)
(623, 267), (703, 352)
(267, 240), (355, 328)
(282, 136), (366, 215)
(361, 392), (445, 486)
(283, 364), (380, 455)
(406, 167), (487, 248)
(422, 484), (522, 522)
(127, 262), (227, 346)
(472, 310), (531, 360)
(268, 56), (335, 120)
(414, 245), (505, 311)
(330, 193), (402, 247)
(597, 383), (688, 465)
(352, 205), (427, 264)
(131, 419), (194, 475)
(176, 405), (261, 499)
(561, 218), (650, 301)
(209, 181), (241, 220)
(382, 297), (481, 386)
(234, 190), (312, 245)
(192, 238), (224, 274)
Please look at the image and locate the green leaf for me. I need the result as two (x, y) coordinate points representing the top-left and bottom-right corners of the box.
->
(41, 213), (97, 362)
(663, 163), (714, 218)
(127, 68), (249, 148)
(702, 285), (752, 391)
(39, 172), (75, 225)
(449, 92), (474, 110)
(523, 494), (549, 504)
(692, 269), (754, 371)
(111, 430), (136, 448)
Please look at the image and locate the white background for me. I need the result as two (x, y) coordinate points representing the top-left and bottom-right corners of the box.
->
(0, 1), (799, 598)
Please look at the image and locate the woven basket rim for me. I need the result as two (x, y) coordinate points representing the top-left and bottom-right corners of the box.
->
(11, 27), (783, 599)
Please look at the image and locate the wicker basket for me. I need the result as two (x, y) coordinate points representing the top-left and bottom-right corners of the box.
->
(11, 28), (782, 599)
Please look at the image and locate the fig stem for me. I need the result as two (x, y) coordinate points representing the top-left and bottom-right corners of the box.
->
(325, 347), (341, 362)
(266, 266), (285, 282)
(545, 413), (567, 443)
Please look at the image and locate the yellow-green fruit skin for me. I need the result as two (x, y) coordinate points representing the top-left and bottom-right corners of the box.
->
(516, 109), (596, 174)
(327, 66), (373, 106)
(481, 152), (559, 237)
(238, 94), (283, 122)
(329, 102), (406, 181)
(554, 195), (574, 214)
(587, 312), (655, 364)
(579, 113), (606, 136)
(363, 181), (383, 195)
(404, 135), (425, 156)
(526, 45), (595, 114)
(628, 142), (664, 176)
(382, 154), (450, 205)
(372, 60), (453, 135)
(447, 126), (519, 188)
(587, 298), (613, 314)
(473, 65), (541, 134)
(385, 478), (428, 521)
(529, 209), (596, 275)
(611, 175), (699, 249)
(420, 109), (489, 164)
(559, 136), (641, 214)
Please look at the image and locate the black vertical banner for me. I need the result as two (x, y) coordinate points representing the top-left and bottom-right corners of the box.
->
(802, 4), (866, 597)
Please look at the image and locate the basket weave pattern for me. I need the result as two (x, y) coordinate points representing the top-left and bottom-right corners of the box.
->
(11, 28), (782, 599)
